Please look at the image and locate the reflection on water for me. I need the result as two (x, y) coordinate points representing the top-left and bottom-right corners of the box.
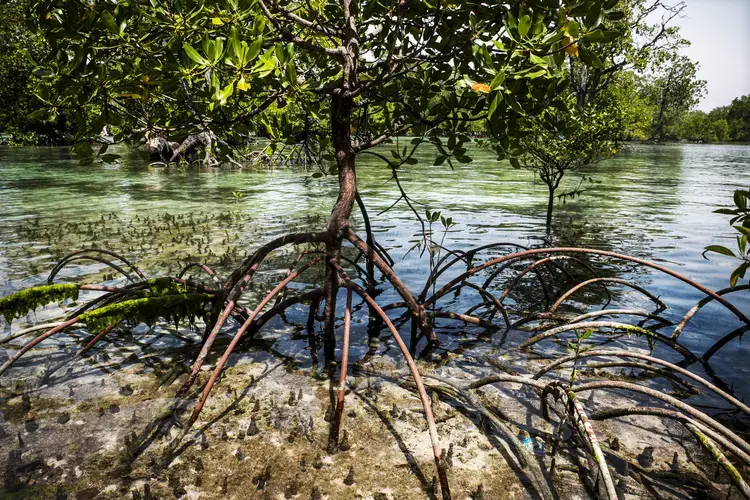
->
(1, 143), (750, 398)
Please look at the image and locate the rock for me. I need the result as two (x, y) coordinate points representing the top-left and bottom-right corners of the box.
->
(24, 419), (38, 432)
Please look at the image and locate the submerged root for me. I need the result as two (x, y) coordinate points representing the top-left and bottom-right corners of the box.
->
(1, 240), (749, 498)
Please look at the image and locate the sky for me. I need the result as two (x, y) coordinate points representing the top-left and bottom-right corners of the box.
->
(674, 0), (750, 111)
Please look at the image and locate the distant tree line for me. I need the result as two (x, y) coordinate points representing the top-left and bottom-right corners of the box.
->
(667, 96), (750, 143)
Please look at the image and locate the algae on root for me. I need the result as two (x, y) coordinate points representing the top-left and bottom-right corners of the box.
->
(78, 293), (213, 332)
(143, 277), (188, 296)
(0, 284), (79, 326)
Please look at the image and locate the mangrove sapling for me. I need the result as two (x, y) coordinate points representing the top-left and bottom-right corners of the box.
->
(508, 102), (616, 229)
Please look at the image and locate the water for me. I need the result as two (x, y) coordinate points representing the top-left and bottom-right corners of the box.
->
(1, 142), (749, 404)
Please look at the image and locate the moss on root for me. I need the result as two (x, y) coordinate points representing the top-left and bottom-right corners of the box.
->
(143, 277), (189, 296)
(79, 293), (213, 332)
(0, 284), (79, 326)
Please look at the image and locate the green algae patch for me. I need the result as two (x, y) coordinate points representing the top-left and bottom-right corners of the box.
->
(79, 293), (212, 331)
(0, 284), (79, 326)
(144, 277), (188, 296)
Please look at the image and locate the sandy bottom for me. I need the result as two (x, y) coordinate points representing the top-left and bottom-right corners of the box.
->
(0, 322), (744, 499)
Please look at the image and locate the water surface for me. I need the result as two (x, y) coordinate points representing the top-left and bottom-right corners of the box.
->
(1, 142), (749, 404)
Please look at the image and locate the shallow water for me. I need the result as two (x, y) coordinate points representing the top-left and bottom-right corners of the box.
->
(1, 142), (749, 403)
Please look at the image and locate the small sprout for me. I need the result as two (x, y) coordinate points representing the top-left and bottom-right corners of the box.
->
(339, 430), (351, 451)
(324, 404), (333, 422)
(609, 436), (620, 451)
(285, 479), (300, 498)
(343, 466), (355, 485)
(472, 484), (486, 500)
(637, 446), (654, 468)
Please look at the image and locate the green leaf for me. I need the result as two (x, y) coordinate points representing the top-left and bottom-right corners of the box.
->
(730, 262), (750, 287)
(569, 2), (591, 16)
(529, 53), (547, 66)
(600, 30), (622, 42)
(100, 11), (119, 35)
(518, 15), (531, 38)
(704, 245), (736, 258)
(488, 92), (503, 120)
(526, 69), (547, 79)
(734, 190), (747, 209)
(183, 43), (209, 66)
(490, 71), (506, 90)
(26, 109), (48, 120)
(566, 20), (580, 38)
(585, 3), (602, 28)
(218, 82), (234, 104)
(583, 30), (604, 43)
(247, 38), (263, 63)
(605, 10), (625, 21)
